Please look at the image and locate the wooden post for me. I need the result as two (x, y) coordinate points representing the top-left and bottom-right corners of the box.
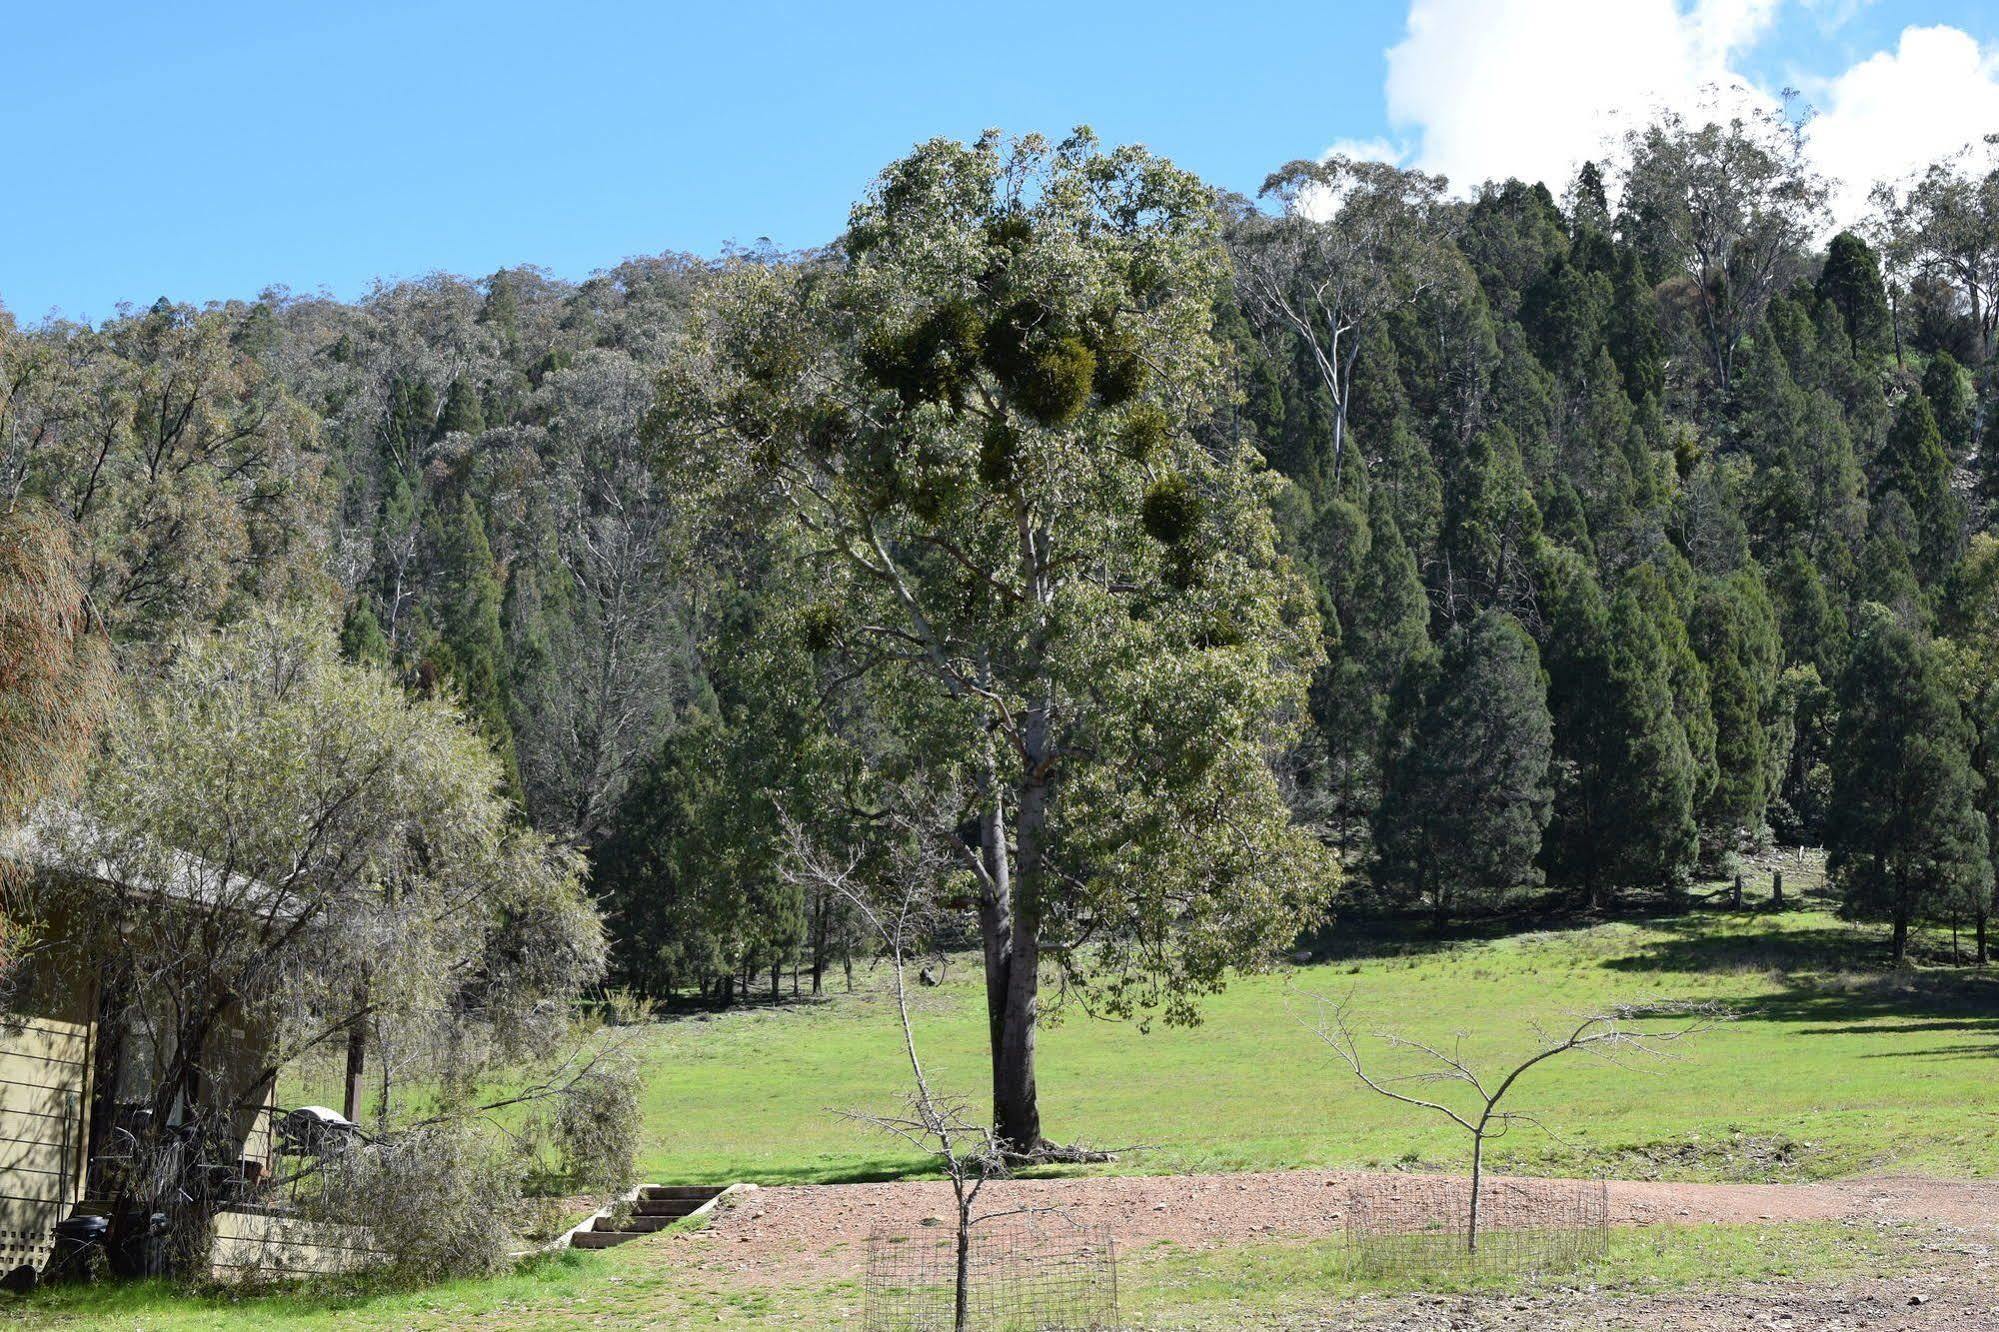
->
(1771, 869), (1784, 909)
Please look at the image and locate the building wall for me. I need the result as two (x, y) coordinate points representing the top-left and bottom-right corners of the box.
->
(209, 1206), (387, 1282)
(0, 1012), (92, 1272)
(0, 892), (99, 1271)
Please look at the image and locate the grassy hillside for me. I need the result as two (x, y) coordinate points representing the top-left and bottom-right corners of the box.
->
(634, 899), (1999, 1186)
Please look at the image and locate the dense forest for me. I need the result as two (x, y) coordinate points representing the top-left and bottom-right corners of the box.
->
(6, 106), (1999, 1012)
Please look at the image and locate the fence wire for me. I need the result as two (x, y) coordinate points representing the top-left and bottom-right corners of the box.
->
(1343, 1173), (1608, 1280)
(861, 1216), (1120, 1331)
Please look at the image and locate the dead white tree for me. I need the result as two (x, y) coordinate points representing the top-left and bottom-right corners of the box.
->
(1309, 996), (1727, 1253)
(1235, 155), (1455, 487)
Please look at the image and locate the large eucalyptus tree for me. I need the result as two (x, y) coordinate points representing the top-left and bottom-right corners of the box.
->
(650, 129), (1334, 1151)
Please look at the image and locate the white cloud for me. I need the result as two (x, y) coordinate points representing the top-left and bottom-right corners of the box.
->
(1320, 135), (1407, 167)
(1382, 0), (1779, 192)
(1805, 24), (1999, 223)
(1373, 0), (1999, 216)
(1798, 0), (1877, 35)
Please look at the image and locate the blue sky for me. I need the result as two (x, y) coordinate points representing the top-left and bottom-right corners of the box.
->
(6, 1), (1997, 322)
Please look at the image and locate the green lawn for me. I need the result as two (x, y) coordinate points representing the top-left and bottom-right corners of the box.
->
(635, 900), (1999, 1185)
(10, 895), (1999, 1330)
(6, 1220), (1941, 1329)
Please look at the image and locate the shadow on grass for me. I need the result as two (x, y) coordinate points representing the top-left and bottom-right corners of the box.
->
(791, 1157), (943, 1185)
(649, 1154), (942, 1187)
(1306, 906), (1619, 962)
(3, 1251), (599, 1325)
(661, 1153), (1134, 1188)
(1599, 916), (1999, 1056)
(1599, 919), (1884, 976)
(1309, 888), (1833, 966)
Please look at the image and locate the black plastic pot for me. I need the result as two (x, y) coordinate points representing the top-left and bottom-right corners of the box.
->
(44, 1215), (108, 1284)
(111, 1211), (171, 1279)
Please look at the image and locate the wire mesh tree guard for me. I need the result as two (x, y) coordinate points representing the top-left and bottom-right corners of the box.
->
(1343, 1174), (1608, 1280)
(861, 1216), (1121, 1331)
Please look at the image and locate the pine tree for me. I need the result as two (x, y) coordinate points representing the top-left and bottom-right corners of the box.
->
(1765, 551), (1846, 842)
(1939, 533), (1999, 962)
(382, 375), (439, 478)
(1815, 232), (1893, 361)
(1768, 547), (1847, 681)
(1921, 353), (1975, 461)
(1627, 563), (1717, 824)
(1858, 508), (1929, 629)
(1873, 393), (1964, 580)
(1437, 424), (1543, 623)
(1521, 255), (1610, 379)
(1314, 493), (1434, 844)
(1540, 556), (1701, 905)
(436, 375), (487, 439)
(1570, 161), (1611, 235)
(1966, 684), (1999, 963)
(1828, 605), (1990, 963)
(338, 599), (390, 666)
(426, 493), (521, 796)
(1690, 570), (1784, 862)
(1374, 611), (1554, 931)
(1606, 246), (1665, 401)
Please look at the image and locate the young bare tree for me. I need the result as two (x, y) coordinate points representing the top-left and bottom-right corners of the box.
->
(1310, 996), (1726, 1253)
(782, 794), (1018, 1332)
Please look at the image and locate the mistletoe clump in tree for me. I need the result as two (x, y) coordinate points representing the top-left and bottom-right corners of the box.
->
(651, 129), (1335, 1153)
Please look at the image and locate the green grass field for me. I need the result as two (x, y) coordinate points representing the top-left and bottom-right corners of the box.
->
(9, 891), (1999, 1329)
(6, 1219), (1945, 1330)
(635, 899), (1999, 1186)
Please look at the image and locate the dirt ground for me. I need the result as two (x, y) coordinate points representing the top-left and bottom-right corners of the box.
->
(662, 1169), (1999, 1328)
(675, 1169), (1999, 1284)
(1270, 1266), (1999, 1331)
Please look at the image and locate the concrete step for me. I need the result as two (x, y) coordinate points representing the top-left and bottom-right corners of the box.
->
(641, 1185), (725, 1202)
(570, 1230), (642, 1250)
(595, 1214), (676, 1234)
(566, 1184), (731, 1253)
(634, 1198), (710, 1218)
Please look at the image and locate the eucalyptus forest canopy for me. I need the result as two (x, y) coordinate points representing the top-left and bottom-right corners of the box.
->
(6, 109), (1999, 1025)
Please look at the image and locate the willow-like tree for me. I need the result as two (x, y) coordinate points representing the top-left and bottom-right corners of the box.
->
(32, 612), (613, 1271)
(0, 504), (110, 827)
(0, 503), (113, 981)
(650, 130), (1334, 1152)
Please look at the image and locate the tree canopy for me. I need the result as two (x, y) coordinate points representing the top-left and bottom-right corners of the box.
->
(650, 129), (1335, 1148)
